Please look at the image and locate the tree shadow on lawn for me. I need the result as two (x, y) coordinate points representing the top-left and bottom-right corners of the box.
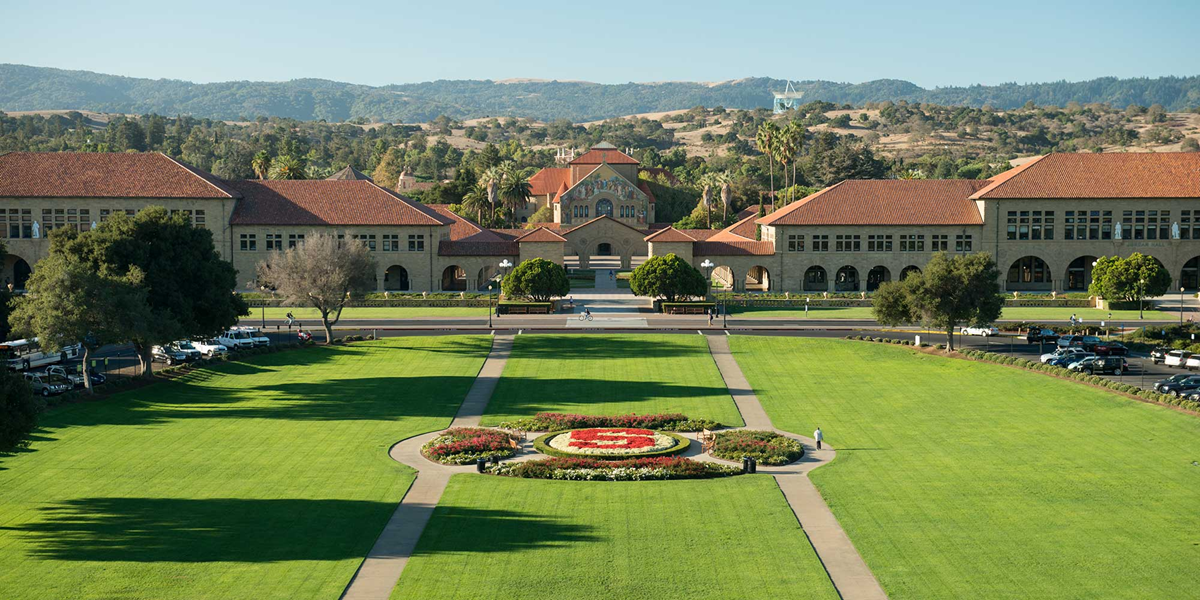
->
(0, 497), (396, 563)
(508, 336), (708, 360)
(412, 505), (600, 556)
(486, 378), (735, 421)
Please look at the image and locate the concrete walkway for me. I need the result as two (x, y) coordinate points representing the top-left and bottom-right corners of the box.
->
(703, 334), (888, 600)
(339, 334), (514, 600)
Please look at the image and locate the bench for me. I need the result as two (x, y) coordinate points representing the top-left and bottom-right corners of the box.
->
(699, 429), (716, 452)
(666, 306), (709, 315)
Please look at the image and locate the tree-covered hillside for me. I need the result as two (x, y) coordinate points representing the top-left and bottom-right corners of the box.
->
(2, 64), (1198, 122)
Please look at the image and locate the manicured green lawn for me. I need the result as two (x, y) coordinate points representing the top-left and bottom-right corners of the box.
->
(481, 334), (743, 427)
(391, 474), (839, 600)
(0, 337), (491, 600)
(730, 336), (1200, 599)
(246, 306), (489, 321)
(726, 305), (1172, 321)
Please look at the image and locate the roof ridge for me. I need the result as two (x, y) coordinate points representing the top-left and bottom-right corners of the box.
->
(373, 182), (453, 226)
(970, 154), (1049, 199)
(160, 153), (240, 199)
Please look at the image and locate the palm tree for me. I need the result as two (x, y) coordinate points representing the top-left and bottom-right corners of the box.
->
(782, 122), (805, 205)
(480, 166), (504, 225)
(499, 163), (532, 228)
(251, 151), (271, 180)
(755, 122), (780, 214)
(774, 135), (793, 210)
(462, 182), (489, 224)
(715, 172), (734, 224)
(698, 173), (717, 229)
(268, 154), (306, 180)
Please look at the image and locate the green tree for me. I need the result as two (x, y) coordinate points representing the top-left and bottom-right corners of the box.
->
(480, 165), (504, 225)
(501, 258), (569, 302)
(629, 253), (707, 302)
(10, 255), (150, 393)
(1088, 253), (1171, 306)
(499, 163), (532, 227)
(872, 252), (1003, 351)
(251, 150), (272, 179)
(755, 122), (779, 214)
(0, 368), (40, 452)
(257, 231), (376, 343)
(269, 154), (306, 180)
(526, 204), (554, 226)
(50, 207), (248, 376)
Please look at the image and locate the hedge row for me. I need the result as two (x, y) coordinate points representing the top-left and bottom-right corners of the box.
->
(489, 456), (741, 481)
(844, 335), (1200, 414)
(844, 335), (945, 350)
(498, 412), (720, 432)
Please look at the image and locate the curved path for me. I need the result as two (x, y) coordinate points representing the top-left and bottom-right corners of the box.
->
(342, 332), (886, 600)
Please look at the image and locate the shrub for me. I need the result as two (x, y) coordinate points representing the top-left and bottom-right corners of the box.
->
(498, 412), (721, 432)
(421, 427), (521, 465)
(0, 370), (43, 452)
(709, 430), (804, 465)
(490, 456), (741, 481)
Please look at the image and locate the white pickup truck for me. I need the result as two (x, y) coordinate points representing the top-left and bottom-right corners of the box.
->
(190, 339), (229, 358)
(233, 327), (271, 347)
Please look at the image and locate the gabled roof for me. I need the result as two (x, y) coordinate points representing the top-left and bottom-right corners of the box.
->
(637, 181), (657, 204)
(515, 227), (568, 243)
(529, 167), (571, 195)
(228, 180), (452, 226)
(562, 215), (650, 238)
(644, 227), (696, 242)
(425, 204), (489, 240)
(970, 152), (1200, 199)
(757, 179), (987, 226)
(0, 151), (240, 199)
(694, 240), (776, 256)
(438, 237), (519, 256)
(553, 181), (569, 204)
(709, 212), (760, 242)
(569, 147), (639, 165)
(327, 165), (373, 181)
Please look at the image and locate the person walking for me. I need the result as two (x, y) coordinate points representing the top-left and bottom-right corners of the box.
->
(708, 309), (714, 327)
(814, 427), (824, 450)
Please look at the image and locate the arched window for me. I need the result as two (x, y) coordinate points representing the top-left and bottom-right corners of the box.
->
(596, 198), (613, 218)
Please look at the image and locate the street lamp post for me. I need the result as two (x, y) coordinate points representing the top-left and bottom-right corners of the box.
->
(259, 285), (267, 328)
(497, 259), (513, 317)
(701, 259), (714, 326)
(1139, 278), (1145, 320)
(488, 284), (493, 329)
(1181, 287), (1186, 326)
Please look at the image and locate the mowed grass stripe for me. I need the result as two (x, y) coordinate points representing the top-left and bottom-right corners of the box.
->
(729, 336), (1200, 600)
(0, 336), (490, 600)
(481, 334), (744, 427)
(391, 474), (839, 600)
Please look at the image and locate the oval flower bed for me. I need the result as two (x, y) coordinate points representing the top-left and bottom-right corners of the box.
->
(421, 427), (521, 465)
(709, 430), (804, 466)
(533, 427), (690, 459)
(489, 456), (740, 481)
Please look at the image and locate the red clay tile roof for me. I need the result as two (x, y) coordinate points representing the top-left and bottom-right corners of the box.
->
(694, 240), (776, 256)
(757, 180), (987, 226)
(971, 152), (1200, 199)
(709, 212), (760, 242)
(552, 181), (570, 204)
(426, 204), (488, 240)
(637, 181), (656, 204)
(515, 227), (568, 243)
(228, 180), (451, 226)
(562, 215), (650, 237)
(569, 148), (639, 165)
(326, 165), (373, 181)
(438, 239), (519, 256)
(529, 168), (571, 195)
(0, 151), (239, 199)
(644, 227), (696, 242)
(679, 228), (719, 241)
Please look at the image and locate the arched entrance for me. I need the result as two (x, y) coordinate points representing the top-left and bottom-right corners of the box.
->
(1066, 256), (1098, 291)
(899, 265), (921, 281)
(712, 266), (736, 290)
(595, 198), (614, 218)
(7, 256), (31, 291)
(384, 265), (410, 291)
(1007, 256), (1052, 290)
(804, 266), (828, 291)
(1182, 257), (1200, 290)
(745, 266), (770, 291)
(835, 266), (859, 292)
(476, 265), (499, 291)
(441, 265), (467, 291)
(596, 243), (614, 256)
(866, 266), (891, 292)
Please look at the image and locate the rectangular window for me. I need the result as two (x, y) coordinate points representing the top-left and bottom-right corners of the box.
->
(195, 209), (206, 227)
(811, 235), (829, 252)
(834, 235), (859, 252)
(266, 233), (282, 251)
(787, 234), (804, 252)
(42, 209), (53, 232)
(353, 234), (377, 251)
(955, 234), (973, 252)
(288, 233), (304, 249)
(408, 234), (425, 252)
(1183, 210), (1193, 240)
(240, 233), (257, 251)
(383, 234), (399, 251)
(21, 209), (32, 238)
(931, 234), (948, 251)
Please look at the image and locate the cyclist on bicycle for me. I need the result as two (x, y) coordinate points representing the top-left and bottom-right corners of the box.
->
(584, 308), (592, 319)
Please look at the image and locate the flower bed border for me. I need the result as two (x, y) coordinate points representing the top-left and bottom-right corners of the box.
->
(708, 430), (805, 465)
(488, 456), (740, 481)
(499, 412), (720, 432)
(421, 427), (521, 465)
(532, 429), (691, 460)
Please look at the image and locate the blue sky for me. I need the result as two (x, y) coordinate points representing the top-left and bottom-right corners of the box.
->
(2, 0), (1197, 87)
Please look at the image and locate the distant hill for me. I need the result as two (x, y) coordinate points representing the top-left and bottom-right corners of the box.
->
(2, 64), (1199, 123)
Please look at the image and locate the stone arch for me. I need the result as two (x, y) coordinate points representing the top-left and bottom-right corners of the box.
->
(899, 265), (921, 281)
(476, 265), (500, 291)
(595, 198), (614, 218)
(866, 266), (891, 292)
(804, 266), (828, 291)
(440, 265), (467, 291)
(713, 265), (737, 291)
(384, 265), (410, 291)
(1007, 255), (1052, 291)
(834, 265), (860, 292)
(3, 254), (32, 291)
(745, 265), (770, 292)
(1065, 255), (1099, 291)
(1182, 256), (1200, 291)
(596, 242), (614, 256)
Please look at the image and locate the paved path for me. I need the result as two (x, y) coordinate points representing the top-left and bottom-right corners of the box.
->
(340, 333), (514, 600)
(704, 334), (888, 600)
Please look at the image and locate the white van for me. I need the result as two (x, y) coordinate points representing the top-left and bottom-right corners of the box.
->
(1164, 350), (1192, 368)
(218, 330), (255, 350)
(233, 327), (271, 347)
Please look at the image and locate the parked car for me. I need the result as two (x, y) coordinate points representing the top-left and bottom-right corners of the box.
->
(1077, 336), (1103, 351)
(1067, 356), (1098, 372)
(1186, 355), (1200, 371)
(1057, 335), (1083, 348)
(1078, 356), (1128, 375)
(1040, 347), (1089, 364)
(1150, 347), (1170, 364)
(961, 325), (999, 337)
(297, 330), (312, 342)
(43, 364), (105, 388)
(233, 326), (271, 347)
(24, 372), (71, 397)
(1049, 351), (1095, 368)
(1092, 341), (1129, 356)
(168, 341), (203, 361)
(1026, 328), (1060, 344)
(1156, 374), (1200, 397)
(218, 330), (255, 350)
(151, 345), (191, 366)
(190, 339), (229, 358)
(1164, 350), (1193, 368)
(1153, 374), (1192, 392)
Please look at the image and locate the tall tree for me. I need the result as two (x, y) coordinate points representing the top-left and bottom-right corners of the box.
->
(251, 150), (272, 180)
(480, 166), (504, 225)
(872, 252), (1003, 351)
(461, 182), (489, 224)
(716, 171), (734, 223)
(499, 163), (532, 227)
(10, 255), (150, 393)
(755, 122), (779, 214)
(256, 231), (376, 344)
(782, 122), (805, 205)
(269, 154), (306, 180)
